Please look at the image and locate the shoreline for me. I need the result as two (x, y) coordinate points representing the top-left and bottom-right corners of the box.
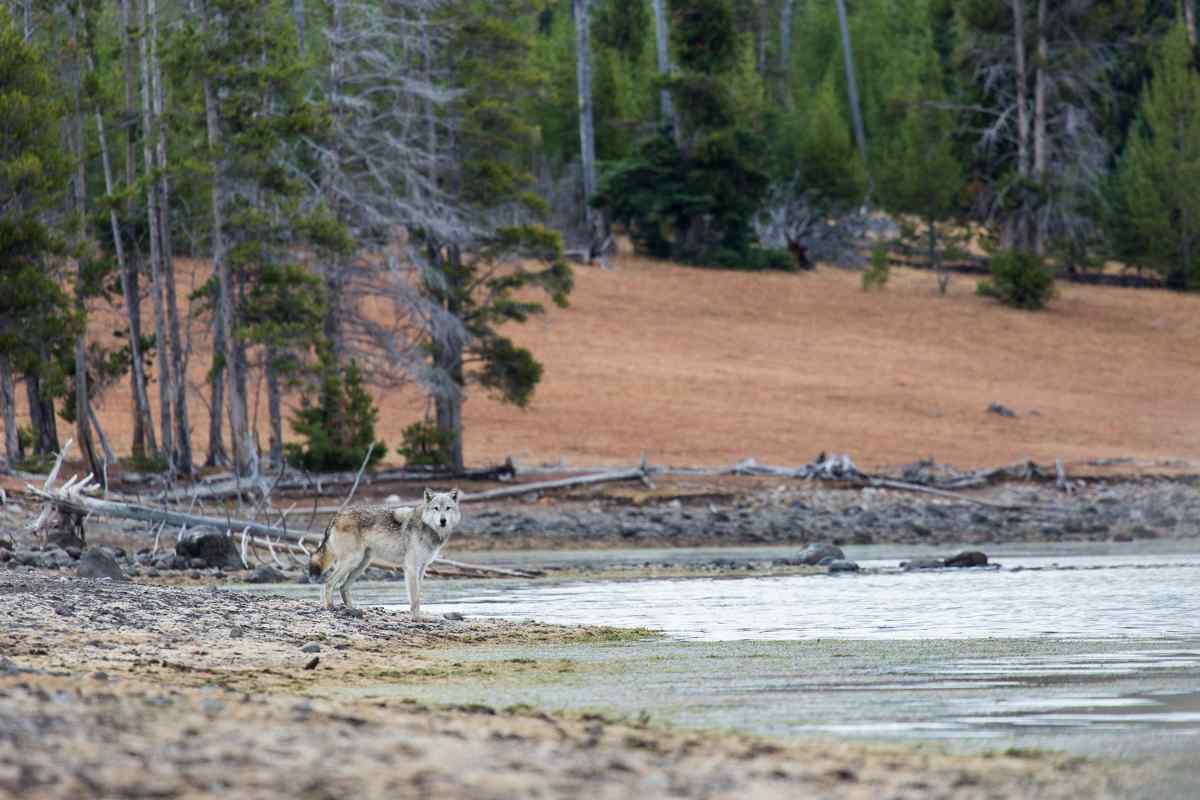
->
(0, 572), (1131, 798)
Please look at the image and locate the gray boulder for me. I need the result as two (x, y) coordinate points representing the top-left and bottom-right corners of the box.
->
(77, 548), (128, 581)
(175, 527), (241, 569)
(797, 543), (845, 565)
(902, 557), (944, 571)
(827, 560), (860, 573)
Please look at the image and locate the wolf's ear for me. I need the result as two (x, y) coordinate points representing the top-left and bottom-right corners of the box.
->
(449, 488), (460, 502)
(424, 488), (434, 503)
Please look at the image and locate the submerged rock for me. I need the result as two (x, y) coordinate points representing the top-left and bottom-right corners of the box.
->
(901, 557), (944, 571)
(944, 551), (988, 568)
(827, 560), (860, 573)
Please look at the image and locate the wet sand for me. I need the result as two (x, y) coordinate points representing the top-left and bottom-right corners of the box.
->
(0, 571), (1131, 798)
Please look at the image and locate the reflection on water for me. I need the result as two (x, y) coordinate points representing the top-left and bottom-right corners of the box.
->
(395, 554), (1200, 642)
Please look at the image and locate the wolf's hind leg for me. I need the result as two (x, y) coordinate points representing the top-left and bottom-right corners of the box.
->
(341, 549), (372, 609)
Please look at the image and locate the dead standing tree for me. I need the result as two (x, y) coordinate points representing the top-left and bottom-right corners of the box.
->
(964, 0), (1112, 256)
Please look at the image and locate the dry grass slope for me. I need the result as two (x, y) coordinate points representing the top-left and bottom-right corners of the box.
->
(17, 255), (1200, 472)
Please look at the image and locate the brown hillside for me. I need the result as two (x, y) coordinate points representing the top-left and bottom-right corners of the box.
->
(12, 256), (1200, 472)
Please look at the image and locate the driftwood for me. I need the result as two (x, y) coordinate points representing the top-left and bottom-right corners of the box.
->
(859, 477), (1073, 513)
(303, 464), (651, 513)
(25, 471), (534, 579)
(730, 454), (859, 480)
(146, 459), (518, 502)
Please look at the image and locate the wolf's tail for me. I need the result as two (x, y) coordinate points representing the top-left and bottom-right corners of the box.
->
(309, 519), (335, 578)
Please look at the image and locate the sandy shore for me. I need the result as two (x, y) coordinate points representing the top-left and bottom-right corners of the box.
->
(0, 571), (1132, 799)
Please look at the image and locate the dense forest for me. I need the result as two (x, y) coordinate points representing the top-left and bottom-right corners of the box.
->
(0, 0), (1197, 481)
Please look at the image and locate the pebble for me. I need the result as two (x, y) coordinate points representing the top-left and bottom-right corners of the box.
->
(443, 612), (465, 621)
(300, 643), (321, 653)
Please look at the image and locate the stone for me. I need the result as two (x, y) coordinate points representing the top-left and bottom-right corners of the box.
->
(796, 543), (845, 565)
(443, 612), (465, 621)
(175, 527), (242, 569)
(902, 557), (944, 571)
(65, 546), (82, 560)
(76, 548), (128, 581)
(246, 565), (287, 584)
(944, 551), (988, 568)
(300, 642), (321, 653)
(987, 402), (1017, 418)
(827, 560), (859, 573)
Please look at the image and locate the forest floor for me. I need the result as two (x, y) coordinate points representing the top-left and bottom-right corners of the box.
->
(14, 252), (1199, 475)
(0, 571), (1133, 799)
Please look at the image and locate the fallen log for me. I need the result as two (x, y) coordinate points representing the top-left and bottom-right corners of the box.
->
(859, 477), (1073, 513)
(26, 473), (537, 579)
(301, 465), (651, 513)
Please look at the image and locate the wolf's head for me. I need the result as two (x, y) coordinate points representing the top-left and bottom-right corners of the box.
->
(421, 488), (461, 533)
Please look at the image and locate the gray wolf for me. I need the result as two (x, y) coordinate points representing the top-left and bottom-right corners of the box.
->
(309, 488), (461, 617)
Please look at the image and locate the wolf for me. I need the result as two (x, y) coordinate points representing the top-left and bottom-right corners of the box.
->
(309, 488), (461, 617)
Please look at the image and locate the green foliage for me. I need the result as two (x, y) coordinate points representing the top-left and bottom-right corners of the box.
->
(125, 451), (170, 474)
(398, 421), (454, 468)
(1115, 23), (1200, 290)
(862, 247), (890, 290)
(286, 358), (387, 472)
(594, 0), (649, 62)
(976, 249), (1056, 310)
(0, 11), (76, 383)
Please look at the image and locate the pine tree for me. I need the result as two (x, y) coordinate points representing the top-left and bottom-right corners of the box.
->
(876, 50), (965, 293)
(0, 9), (76, 464)
(1117, 22), (1200, 289)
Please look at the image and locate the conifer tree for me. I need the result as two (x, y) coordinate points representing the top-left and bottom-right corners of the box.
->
(1117, 22), (1200, 289)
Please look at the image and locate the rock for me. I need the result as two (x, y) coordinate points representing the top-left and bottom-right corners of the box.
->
(300, 642), (321, 653)
(443, 611), (465, 621)
(77, 548), (128, 581)
(797, 543), (844, 565)
(827, 560), (859, 573)
(303, 657), (320, 670)
(902, 557), (944, 571)
(175, 527), (242, 569)
(189, 558), (209, 570)
(944, 551), (988, 568)
(987, 402), (1017, 418)
(335, 606), (364, 619)
(246, 565), (287, 584)
(384, 494), (403, 505)
(65, 546), (82, 560)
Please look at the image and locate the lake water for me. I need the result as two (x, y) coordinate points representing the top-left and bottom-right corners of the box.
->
(410, 553), (1200, 641)
(262, 543), (1200, 796)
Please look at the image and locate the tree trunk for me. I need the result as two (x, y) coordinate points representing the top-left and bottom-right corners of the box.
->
(203, 1), (258, 478)
(26, 371), (58, 456)
(0, 355), (19, 465)
(755, 0), (768, 77)
(1011, 0), (1030, 250)
(293, 0), (306, 56)
(835, 0), (870, 199)
(139, 0), (174, 468)
(95, 6), (155, 463)
(149, 0), (192, 476)
(70, 4), (104, 488)
(22, 0), (31, 42)
(89, 404), (117, 467)
(120, 0), (155, 459)
(574, 0), (605, 256)
(434, 352), (465, 472)
(1185, 0), (1197, 54)
(779, 0), (795, 105)
(206, 316), (229, 467)
(651, 0), (678, 141)
(1032, 0), (1047, 255)
(266, 350), (284, 467)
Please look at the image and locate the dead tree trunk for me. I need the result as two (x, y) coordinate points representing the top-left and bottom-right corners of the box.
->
(266, 350), (284, 467)
(206, 315), (229, 467)
(835, 0), (870, 198)
(293, 0), (306, 56)
(573, 0), (606, 257)
(779, 0), (796, 106)
(651, 0), (679, 141)
(0, 355), (19, 465)
(203, 0), (258, 479)
(120, 0), (155, 460)
(149, 0), (193, 476)
(69, 5), (105, 487)
(1010, 0), (1030, 250)
(1032, 0), (1047, 254)
(139, 0), (175, 469)
(26, 370), (58, 456)
(1185, 0), (1197, 54)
